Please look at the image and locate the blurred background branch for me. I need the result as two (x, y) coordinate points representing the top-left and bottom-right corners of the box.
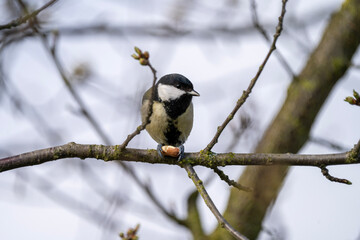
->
(1, 0), (360, 239)
(0, 0), (58, 30)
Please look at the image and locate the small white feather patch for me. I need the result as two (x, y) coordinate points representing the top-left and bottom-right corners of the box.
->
(158, 84), (186, 101)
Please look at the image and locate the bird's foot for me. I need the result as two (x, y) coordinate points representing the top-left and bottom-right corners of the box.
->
(178, 145), (185, 161)
(157, 144), (164, 158)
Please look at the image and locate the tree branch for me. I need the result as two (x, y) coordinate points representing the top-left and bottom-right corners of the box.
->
(0, 0), (58, 30)
(319, 166), (352, 185)
(183, 164), (249, 240)
(204, 0), (288, 152)
(212, 167), (252, 192)
(250, 0), (295, 78)
(120, 50), (157, 150)
(1, 140), (359, 173)
(38, 31), (113, 145)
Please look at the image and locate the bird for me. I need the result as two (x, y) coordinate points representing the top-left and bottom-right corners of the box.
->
(141, 73), (200, 160)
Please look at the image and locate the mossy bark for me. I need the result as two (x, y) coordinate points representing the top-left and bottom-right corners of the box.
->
(208, 0), (360, 239)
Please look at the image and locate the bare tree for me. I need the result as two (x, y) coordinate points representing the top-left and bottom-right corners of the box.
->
(1, 0), (359, 239)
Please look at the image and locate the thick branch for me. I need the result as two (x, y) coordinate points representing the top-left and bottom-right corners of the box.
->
(1, 141), (359, 173)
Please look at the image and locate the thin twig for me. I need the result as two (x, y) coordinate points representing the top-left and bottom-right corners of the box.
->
(120, 61), (157, 149)
(212, 167), (252, 192)
(40, 34), (113, 144)
(183, 164), (249, 240)
(250, 0), (295, 78)
(0, 0), (58, 30)
(320, 166), (352, 185)
(204, 0), (288, 152)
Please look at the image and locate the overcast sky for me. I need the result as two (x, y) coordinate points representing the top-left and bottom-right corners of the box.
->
(1, 0), (360, 239)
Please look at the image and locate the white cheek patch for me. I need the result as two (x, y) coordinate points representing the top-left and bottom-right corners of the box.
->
(158, 84), (186, 101)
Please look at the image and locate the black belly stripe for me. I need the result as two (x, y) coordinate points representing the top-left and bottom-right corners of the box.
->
(165, 120), (182, 146)
(162, 95), (192, 146)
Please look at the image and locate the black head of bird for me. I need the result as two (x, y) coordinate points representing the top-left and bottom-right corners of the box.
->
(141, 73), (200, 160)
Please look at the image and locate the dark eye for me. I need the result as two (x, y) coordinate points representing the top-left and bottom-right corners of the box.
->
(176, 84), (181, 88)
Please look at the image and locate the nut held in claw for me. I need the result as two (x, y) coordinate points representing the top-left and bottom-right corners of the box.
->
(161, 145), (180, 157)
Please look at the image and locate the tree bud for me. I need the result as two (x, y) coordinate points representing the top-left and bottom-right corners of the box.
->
(139, 58), (148, 65)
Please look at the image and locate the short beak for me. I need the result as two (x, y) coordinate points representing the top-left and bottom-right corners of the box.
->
(188, 89), (200, 97)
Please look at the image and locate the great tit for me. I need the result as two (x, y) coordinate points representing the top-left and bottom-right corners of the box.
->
(141, 73), (200, 160)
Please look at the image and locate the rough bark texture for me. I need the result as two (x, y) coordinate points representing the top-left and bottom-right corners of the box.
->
(208, 0), (360, 239)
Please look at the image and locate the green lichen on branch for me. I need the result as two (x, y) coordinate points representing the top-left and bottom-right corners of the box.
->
(346, 140), (360, 164)
(198, 150), (218, 167)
